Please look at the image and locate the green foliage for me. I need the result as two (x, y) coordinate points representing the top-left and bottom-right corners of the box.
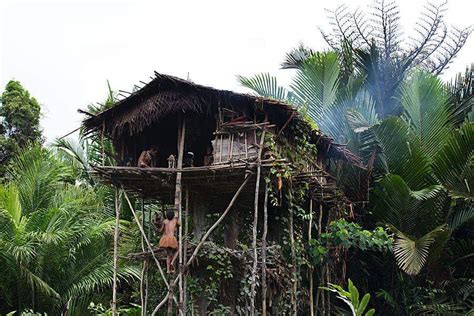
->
(0, 80), (43, 177)
(322, 279), (375, 316)
(237, 73), (289, 101)
(309, 219), (392, 265)
(0, 147), (139, 314)
(88, 302), (141, 315)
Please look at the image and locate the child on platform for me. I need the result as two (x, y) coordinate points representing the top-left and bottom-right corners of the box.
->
(158, 209), (179, 273)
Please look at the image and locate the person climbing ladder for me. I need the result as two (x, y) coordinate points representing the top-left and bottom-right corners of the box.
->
(157, 209), (180, 273)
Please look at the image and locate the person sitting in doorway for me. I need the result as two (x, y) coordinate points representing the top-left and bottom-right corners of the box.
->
(158, 209), (179, 273)
(138, 146), (158, 168)
(203, 146), (214, 166)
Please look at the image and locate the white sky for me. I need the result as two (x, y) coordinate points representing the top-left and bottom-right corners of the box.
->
(1, 0), (473, 142)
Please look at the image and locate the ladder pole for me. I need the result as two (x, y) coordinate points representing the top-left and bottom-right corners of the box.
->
(175, 116), (186, 315)
(183, 187), (190, 314)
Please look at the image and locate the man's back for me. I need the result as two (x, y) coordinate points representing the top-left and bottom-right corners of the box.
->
(163, 218), (178, 236)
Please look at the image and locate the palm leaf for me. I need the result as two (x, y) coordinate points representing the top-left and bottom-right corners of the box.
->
(237, 73), (289, 101)
(373, 174), (447, 235)
(0, 185), (22, 228)
(290, 52), (340, 124)
(432, 122), (474, 199)
(281, 44), (315, 69)
(389, 224), (449, 275)
(449, 205), (474, 231)
(373, 117), (433, 189)
(400, 71), (453, 158)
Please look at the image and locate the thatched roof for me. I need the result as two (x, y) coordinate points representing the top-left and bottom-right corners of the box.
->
(80, 72), (364, 168)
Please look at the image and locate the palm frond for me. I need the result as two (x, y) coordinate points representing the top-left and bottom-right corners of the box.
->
(390, 224), (449, 275)
(432, 122), (474, 199)
(290, 52), (340, 125)
(400, 71), (453, 158)
(281, 44), (315, 69)
(0, 185), (22, 228)
(449, 205), (474, 231)
(374, 117), (433, 189)
(237, 73), (289, 101)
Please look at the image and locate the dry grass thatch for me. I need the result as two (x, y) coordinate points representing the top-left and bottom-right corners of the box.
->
(80, 71), (365, 168)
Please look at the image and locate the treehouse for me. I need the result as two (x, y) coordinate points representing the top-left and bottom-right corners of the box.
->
(81, 72), (364, 315)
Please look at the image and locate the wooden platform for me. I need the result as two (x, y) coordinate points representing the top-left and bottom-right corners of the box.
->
(92, 161), (276, 202)
(92, 159), (339, 203)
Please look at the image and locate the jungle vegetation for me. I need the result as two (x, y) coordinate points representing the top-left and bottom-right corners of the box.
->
(0, 0), (473, 315)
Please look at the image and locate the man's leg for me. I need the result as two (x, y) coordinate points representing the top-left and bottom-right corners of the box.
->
(166, 253), (171, 273)
(170, 249), (179, 272)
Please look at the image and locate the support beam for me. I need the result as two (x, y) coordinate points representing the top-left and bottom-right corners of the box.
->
(289, 190), (297, 316)
(183, 188), (189, 315)
(176, 117), (186, 315)
(140, 198), (148, 316)
(112, 188), (120, 315)
(261, 181), (269, 316)
(308, 199), (314, 316)
(250, 129), (266, 316)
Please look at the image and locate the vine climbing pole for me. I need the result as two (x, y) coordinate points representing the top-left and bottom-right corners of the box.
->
(183, 188), (189, 315)
(112, 188), (120, 316)
(250, 127), (266, 316)
(315, 202), (325, 315)
(140, 198), (149, 316)
(174, 116), (186, 315)
(288, 189), (298, 316)
(261, 181), (269, 316)
(308, 198), (314, 316)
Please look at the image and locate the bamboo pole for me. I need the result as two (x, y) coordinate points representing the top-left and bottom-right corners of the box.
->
(112, 188), (120, 315)
(151, 175), (252, 316)
(176, 117), (186, 316)
(315, 203), (324, 315)
(261, 181), (269, 316)
(289, 190), (297, 316)
(244, 132), (249, 159)
(140, 198), (146, 316)
(308, 198), (314, 316)
(183, 188), (189, 315)
(229, 133), (234, 160)
(144, 200), (151, 315)
(101, 122), (105, 166)
(250, 129), (266, 316)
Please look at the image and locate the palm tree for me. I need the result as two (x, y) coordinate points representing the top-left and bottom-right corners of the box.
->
(0, 147), (139, 314)
(239, 48), (474, 311)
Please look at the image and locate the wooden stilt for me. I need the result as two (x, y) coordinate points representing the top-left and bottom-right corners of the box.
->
(112, 188), (120, 315)
(175, 117), (186, 315)
(151, 175), (252, 316)
(309, 199), (314, 316)
(140, 198), (145, 316)
(315, 203), (324, 315)
(250, 129), (266, 316)
(144, 200), (151, 315)
(101, 122), (105, 166)
(183, 188), (189, 315)
(289, 190), (297, 316)
(261, 181), (269, 316)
